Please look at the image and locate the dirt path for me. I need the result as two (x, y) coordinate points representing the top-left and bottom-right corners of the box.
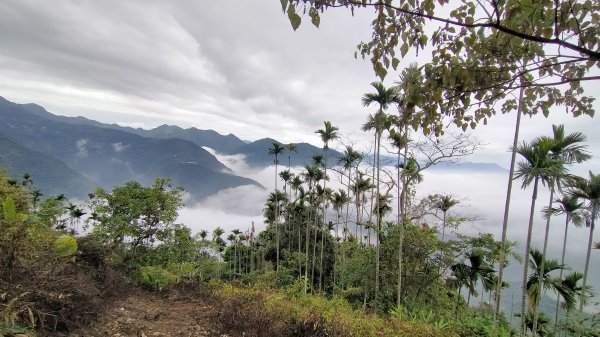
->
(68, 292), (226, 337)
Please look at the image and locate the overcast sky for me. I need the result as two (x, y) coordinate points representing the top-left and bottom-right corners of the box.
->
(1, 0), (598, 167)
(1, 0), (600, 307)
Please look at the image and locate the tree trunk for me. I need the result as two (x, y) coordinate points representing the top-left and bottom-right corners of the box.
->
(375, 131), (381, 294)
(320, 147), (329, 292)
(579, 203), (596, 312)
(554, 214), (571, 331)
(520, 177), (539, 336)
(275, 155), (280, 272)
(398, 123), (409, 305)
(533, 186), (554, 334)
(495, 85), (525, 325)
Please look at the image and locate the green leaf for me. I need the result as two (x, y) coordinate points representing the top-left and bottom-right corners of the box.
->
(309, 8), (320, 28)
(52, 235), (78, 257)
(400, 43), (409, 57)
(3, 197), (16, 222)
(392, 57), (400, 70)
(288, 12), (302, 31)
(280, 0), (288, 12)
(375, 61), (387, 80)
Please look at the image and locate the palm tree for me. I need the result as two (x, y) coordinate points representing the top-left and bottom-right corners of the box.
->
(315, 121), (339, 284)
(361, 112), (393, 295)
(451, 250), (495, 306)
(232, 229), (242, 273)
(436, 194), (460, 241)
(286, 143), (298, 170)
(558, 271), (591, 314)
(526, 249), (569, 311)
(351, 172), (374, 243)
(212, 227), (226, 252)
(532, 125), (590, 332)
(566, 171), (600, 312)
(280, 170), (293, 196)
(544, 195), (585, 327)
(338, 146), (362, 235)
(268, 142), (285, 271)
(495, 84), (526, 322)
(331, 189), (349, 239)
(514, 138), (566, 335)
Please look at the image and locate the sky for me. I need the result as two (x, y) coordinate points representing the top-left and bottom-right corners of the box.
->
(1, 0), (599, 309)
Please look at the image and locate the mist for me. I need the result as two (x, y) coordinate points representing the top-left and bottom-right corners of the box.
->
(177, 147), (599, 304)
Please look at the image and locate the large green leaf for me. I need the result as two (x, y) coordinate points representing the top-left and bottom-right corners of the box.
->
(52, 235), (78, 257)
(3, 197), (16, 222)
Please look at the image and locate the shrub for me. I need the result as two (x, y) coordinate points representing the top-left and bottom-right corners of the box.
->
(212, 284), (455, 337)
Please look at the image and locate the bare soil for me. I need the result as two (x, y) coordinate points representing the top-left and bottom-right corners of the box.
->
(67, 291), (227, 337)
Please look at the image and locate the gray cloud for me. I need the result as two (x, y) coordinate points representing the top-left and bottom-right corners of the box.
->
(1, 0), (599, 301)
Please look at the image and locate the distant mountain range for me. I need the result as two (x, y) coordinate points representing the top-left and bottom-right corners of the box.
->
(0, 97), (259, 200)
(0, 96), (505, 201)
(0, 97), (340, 200)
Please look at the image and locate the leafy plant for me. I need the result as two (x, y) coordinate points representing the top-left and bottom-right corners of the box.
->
(51, 235), (78, 257)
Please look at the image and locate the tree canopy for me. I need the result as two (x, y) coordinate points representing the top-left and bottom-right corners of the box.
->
(281, 0), (598, 135)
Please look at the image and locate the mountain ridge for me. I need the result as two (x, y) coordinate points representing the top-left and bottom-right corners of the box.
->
(0, 97), (260, 200)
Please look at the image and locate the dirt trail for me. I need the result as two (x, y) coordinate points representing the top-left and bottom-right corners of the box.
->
(68, 292), (227, 337)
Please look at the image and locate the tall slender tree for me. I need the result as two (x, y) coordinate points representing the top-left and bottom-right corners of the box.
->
(269, 142), (285, 271)
(436, 194), (460, 241)
(566, 171), (600, 312)
(361, 81), (397, 296)
(514, 138), (566, 335)
(532, 124), (590, 332)
(544, 195), (585, 328)
(338, 146), (362, 236)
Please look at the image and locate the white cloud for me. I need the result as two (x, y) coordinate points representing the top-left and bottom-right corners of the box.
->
(75, 138), (88, 158)
(111, 142), (129, 153)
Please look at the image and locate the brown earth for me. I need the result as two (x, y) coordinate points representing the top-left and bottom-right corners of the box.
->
(67, 291), (228, 337)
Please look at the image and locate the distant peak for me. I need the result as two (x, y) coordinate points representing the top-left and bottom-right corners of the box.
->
(156, 124), (182, 130)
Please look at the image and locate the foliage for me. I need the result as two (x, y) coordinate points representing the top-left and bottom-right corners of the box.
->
(281, 0), (598, 135)
(89, 178), (184, 247)
(215, 284), (453, 337)
(456, 314), (512, 337)
(138, 265), (178, 290)
(51, 235), (78, 257)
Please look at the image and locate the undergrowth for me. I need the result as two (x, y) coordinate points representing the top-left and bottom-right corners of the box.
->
(211, 282), (454, 337)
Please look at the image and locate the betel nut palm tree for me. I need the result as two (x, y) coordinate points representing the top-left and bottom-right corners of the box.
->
(532, 124), (590, 332)
(361, 81), (398, 294)
(566, 171), (600, 312)
(268, 142), (285, 271)
(544, 195), (585, 327)
(514, 137), (566, 335)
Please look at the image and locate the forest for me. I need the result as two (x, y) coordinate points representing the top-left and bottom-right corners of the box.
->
(1, 0), (600, 336)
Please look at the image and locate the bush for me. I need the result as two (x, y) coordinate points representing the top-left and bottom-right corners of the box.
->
(138, 265), (177, 290)
(212, 284), (454, 337)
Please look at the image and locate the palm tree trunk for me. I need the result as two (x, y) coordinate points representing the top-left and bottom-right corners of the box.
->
(442, 212), (447, 241)
(579, 203), (596, 312)
(304, 208), (311, 294)
(320, 148), (329, 292)
(495, 85), (525, 325)
(554, 214), (571, 331)
(345, 166), (352, 239)
(275, 156), (280, 272)
(533, 187), (555, 334)
(311, 209), (319, 292)
(375, 131), (381, 294)
(520, 177), (539, 336)
(398, 123), (409, 306)
(396, 134), (402, 305)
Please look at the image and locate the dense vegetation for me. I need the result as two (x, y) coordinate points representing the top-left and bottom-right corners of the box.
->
(1, 1), (599, 335)
(2, 102), (599, 336)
